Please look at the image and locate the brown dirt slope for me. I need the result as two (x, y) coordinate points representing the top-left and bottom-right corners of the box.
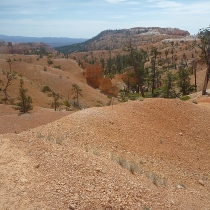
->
(0, 98), (210, 209)
(0, 54), (110, 109)
(0, 106), (71, 134)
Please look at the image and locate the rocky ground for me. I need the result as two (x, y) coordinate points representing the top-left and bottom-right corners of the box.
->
(0, 98), (210, 209)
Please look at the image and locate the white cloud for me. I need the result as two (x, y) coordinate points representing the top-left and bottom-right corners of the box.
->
(146, 0), (210, 15)
(106, 0), (127, 3)
(128, 1), (139, 4)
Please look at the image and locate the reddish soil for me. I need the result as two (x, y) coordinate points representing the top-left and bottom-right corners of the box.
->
(0, 104), (71, 134)
(0, 98), (210, 209)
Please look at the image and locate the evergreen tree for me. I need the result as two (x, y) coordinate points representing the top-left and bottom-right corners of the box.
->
(124, 39), (147, 97)
(2, 58), (16, 103)
(72, 84), (82, 106)
(162, 71), (176, 98)
(51, 91), (60, 111)
(150, 47), (161, 96)
(195, 26), (210, 95)
(177, 64), (194, 95)
(16, 78), (33, 113)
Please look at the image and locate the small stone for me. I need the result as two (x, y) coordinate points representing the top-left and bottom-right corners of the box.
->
(20, 178), (28, 183)
(177, 184), (185, 189)
(198, 179), (204, 186)
(35, 163), (40, 168)
(179, 132), (183, 136)
(68, 204), (75, 210)
(171, 200), (175, 205)
(96, 168), (104, 173)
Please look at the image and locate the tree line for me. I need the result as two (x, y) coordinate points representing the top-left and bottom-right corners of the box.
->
(97, 26), (210, 98)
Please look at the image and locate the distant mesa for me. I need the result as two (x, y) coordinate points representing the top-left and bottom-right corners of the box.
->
(55, 27), (190, 54)
(0, 27), (191, 55)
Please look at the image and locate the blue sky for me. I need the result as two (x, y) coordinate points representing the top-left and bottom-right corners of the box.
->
(0, 0), (209, 38)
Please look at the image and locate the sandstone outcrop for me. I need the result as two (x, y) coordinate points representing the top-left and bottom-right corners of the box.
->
(99, 77), (118, 97)
(84, 61), (104, 88)
(85, 61), (119, 96)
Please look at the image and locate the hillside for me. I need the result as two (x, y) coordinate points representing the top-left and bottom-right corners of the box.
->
(67, 32), (209, 98)
(55, 27), (190, 54)
(0, 26), (209, 114)
(0, 54), (111, 111)
(0, 98), (210, 209)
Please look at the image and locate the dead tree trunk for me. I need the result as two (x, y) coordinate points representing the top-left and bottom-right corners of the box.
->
(202, 63), (210, 95)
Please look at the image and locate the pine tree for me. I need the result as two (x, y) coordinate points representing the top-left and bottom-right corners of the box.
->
(177, 64), (194, 96)
(16, 78), (33, 113)
(72, 84), (82, 107)
(162, 71), (176, 98)
(124, 39), (147, 97)
(150, 47), (162, 96)
(196, 26), (210, 95)
(2, 58), (16, 103)
(51, 91), (60, 111)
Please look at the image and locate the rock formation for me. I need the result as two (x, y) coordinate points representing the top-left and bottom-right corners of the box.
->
(84, 61), (104, 88)
(85, 61), (119, 96)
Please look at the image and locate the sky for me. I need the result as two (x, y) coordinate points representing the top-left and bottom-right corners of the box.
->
(0, 0), (209, 38)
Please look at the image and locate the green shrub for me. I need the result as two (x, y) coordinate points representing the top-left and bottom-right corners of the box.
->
(180, 95), (191, 101)
(42, 85), (52, 93)
(63, 100), (71, 107)
(47, 59), (53, 66)
(16, 78), (33, 113)
(1, 98), (8, 103)
(54, 65), (61, 69)
(96, 100), (102, 107)
(128, 93), (140, 100)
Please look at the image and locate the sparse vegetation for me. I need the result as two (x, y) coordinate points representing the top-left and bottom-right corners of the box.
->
(72, 83), (82, 107)
(55, 136), (63, 145)
(129, 162), (138, 174)
(51, 91), (60, 111)
(96, 100), (102, 107)
(118, 156), (127, 168)
(15, 78), (33, 113)
(54, 65), (61, 69)
(47, 59), (53, 66)
(1, 58), (16, 103)
(36, 131), (44, 138)
(63, 99), (71, 110)
(42, 85), (52, 92)
(194, 26), (210, 95)
(147, 172), (159, 186)
(180, 95), (191, 101)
